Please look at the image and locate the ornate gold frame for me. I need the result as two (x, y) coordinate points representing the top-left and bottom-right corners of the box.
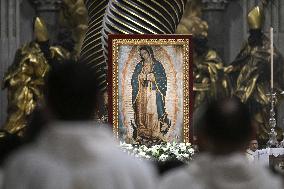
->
(108, 34), (193, 143)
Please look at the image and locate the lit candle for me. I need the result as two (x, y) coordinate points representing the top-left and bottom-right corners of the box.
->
(270, 27), (274, 89)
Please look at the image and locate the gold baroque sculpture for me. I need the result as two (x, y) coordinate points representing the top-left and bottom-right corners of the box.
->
(247, 6), (264, 30)
(226, 5), (284, 140)
(1, 17), (71, 135)
(176, 0), (231, 109)
(59, 0), (88, 57)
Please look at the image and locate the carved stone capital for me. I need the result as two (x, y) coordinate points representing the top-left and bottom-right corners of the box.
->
(29, 0), (62, 11)
(202, 0), (229, 10)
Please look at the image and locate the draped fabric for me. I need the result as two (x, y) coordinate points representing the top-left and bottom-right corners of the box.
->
(132, 59), (167, 139)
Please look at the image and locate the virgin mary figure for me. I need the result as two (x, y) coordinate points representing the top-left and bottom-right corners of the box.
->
(131, 46), (171, 144)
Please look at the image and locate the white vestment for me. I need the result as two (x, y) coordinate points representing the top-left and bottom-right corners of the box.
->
(246, 149), (255, 162)
(3, 122), (157, 189)
(159, 153), (283, 189)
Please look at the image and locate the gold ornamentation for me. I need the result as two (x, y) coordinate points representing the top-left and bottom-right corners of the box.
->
(59, 0), (88, 56)
(176, 0), (208, 37)
(229, 36), (284, 140)
(247, 6), (264, 30)
(2, 17), (72, 135)
(2, 42), (50, 134)
(193, 49), (232, 109)
(176, 0), (231, 109)
(34, 17), (49, 42)
(176, 16), (208, 38)
(228, 5), (284, 140)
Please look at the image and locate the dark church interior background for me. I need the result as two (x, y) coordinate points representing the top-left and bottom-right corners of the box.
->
(1, 0), (284, 144)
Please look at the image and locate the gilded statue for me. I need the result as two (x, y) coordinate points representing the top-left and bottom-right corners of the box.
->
(226, 5), (284, 140)
(2, 17), (71, 135)
(176, 1), (231, 109)
(59, 0), (88, 57)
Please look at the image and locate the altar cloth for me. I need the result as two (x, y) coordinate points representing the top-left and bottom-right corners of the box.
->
(254, 148), (284, 165)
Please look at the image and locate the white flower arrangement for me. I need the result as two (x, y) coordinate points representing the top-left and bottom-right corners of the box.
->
(120, 142), (195, 163)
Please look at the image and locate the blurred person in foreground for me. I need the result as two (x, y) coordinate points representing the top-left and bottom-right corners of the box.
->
(3, 60), (157, 189)
(0, 107), (49, 189)
(0, 132), (22, 188)
(156, 159), (185, 176)
(159, 97), (282, 189)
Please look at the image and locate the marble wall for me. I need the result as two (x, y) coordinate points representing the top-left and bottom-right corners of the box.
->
(0, 0), (21, 127)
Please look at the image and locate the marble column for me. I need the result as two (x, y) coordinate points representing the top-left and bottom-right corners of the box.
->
(0, 0), (21, 127)
(29, 0), (62, 43)
(202, 0), (229, 63)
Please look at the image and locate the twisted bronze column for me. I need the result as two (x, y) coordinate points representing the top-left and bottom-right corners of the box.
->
(81, 0), (187, 92)
(80, 0), (109, 91)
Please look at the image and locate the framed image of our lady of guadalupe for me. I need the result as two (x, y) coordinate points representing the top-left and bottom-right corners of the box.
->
(108, 34), (193, 146)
